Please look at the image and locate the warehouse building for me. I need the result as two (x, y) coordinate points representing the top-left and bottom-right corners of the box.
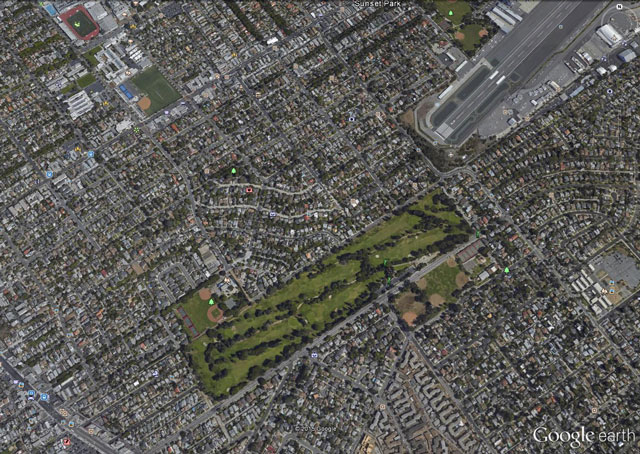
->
(596, 24), (623, 47)
(618, 49), (637, 63)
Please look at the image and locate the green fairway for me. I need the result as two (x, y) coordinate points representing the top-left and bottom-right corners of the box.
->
(67, 10), (97, 37)
(187, 189), (470, 397)
(434, 0), (471, 26)
(339, 212), (416, 256)
(131, 67), (181, 115)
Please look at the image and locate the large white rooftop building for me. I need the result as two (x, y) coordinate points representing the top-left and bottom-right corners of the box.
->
(65, 90), (94, 119)
(596, 24), (623, 47)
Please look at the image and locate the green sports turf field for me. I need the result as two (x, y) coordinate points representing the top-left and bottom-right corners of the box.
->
(131, 67), (181, 115)
(67, 10), (97, 37)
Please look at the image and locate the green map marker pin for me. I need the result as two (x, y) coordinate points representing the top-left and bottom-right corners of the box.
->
(448, 10), (453, 16)
(476, 230), (480, 238)
(208, 298), (215, 305)
(231, 168), (236, 175)
(383, 259), (387, 266)
(387, 277), (391, 284)
(504, 267), (510, 274)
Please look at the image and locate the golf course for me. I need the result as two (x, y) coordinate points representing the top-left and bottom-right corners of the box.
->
(185, 189), (471, 397)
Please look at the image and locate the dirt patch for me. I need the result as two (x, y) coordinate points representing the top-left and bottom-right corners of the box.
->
(399, 108), (414, 128)
(606, 292), (621, 305)
(416, 277), (427, 290)
(137, 96), (151, 110)
(454, 31), (465, 41)
(207, 304), (224, 323)
(456, 272), (469, 288)
(402, 311), (418, 326)
(446, 256), (457, 267)
(478, 28), (488, 38)
(430, 293), (445, 306)
(198, 288), (212, 301)
(397, 292), (417, 309)
(396, 292), (425, 327)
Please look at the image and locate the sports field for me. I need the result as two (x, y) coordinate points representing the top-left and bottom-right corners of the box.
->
(457, 24), (486, 51)
(434, 0), (471, 26)
(178, 291), (219, 335)
(417, 260), (465, 304)
(67, 10), (97, 37)
(131, 67), (181, 115)
(187, 189), (471, 397)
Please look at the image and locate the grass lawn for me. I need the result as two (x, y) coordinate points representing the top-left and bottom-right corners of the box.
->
(218, 260), (361, 339)
(339, 212), (417, 257)
(299, 277), (377, 330)
(59, 73), (96, 97)
(376, 230), (447, 264)
(434, 0), (471, 26)
(417, 261), (464, 303)
(209, 306), (221, 320)
(76, 73), (96, 88)
(364, 190), (465, 267)
(83, 45), (102, 66)
(458, 23), (485, 51)
(187, 189), (469, 397)
(179, 292), (217, 335)
(67, 10), (97, 37)
(131, 66), (181, 115)
(190, 334), (295, 395)
(60, 84), (76, 94)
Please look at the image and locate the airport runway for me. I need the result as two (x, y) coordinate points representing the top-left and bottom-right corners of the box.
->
(430, 0), (606, 145)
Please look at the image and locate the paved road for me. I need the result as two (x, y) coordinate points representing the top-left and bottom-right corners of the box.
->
(430, 0), (606, 145)
(407, 333), (498, 454)
(0, 118), (101, 251)
(147, 233), (474, 453)
(0, 356), (124, 454)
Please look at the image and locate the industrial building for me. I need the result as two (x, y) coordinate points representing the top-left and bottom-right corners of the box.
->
(486, 2), (522, 34)
(569, 85), (584, 98)
(596, 24), (623, 47)
(486, 10), (513, 34)
(618, 49), (637, 63)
